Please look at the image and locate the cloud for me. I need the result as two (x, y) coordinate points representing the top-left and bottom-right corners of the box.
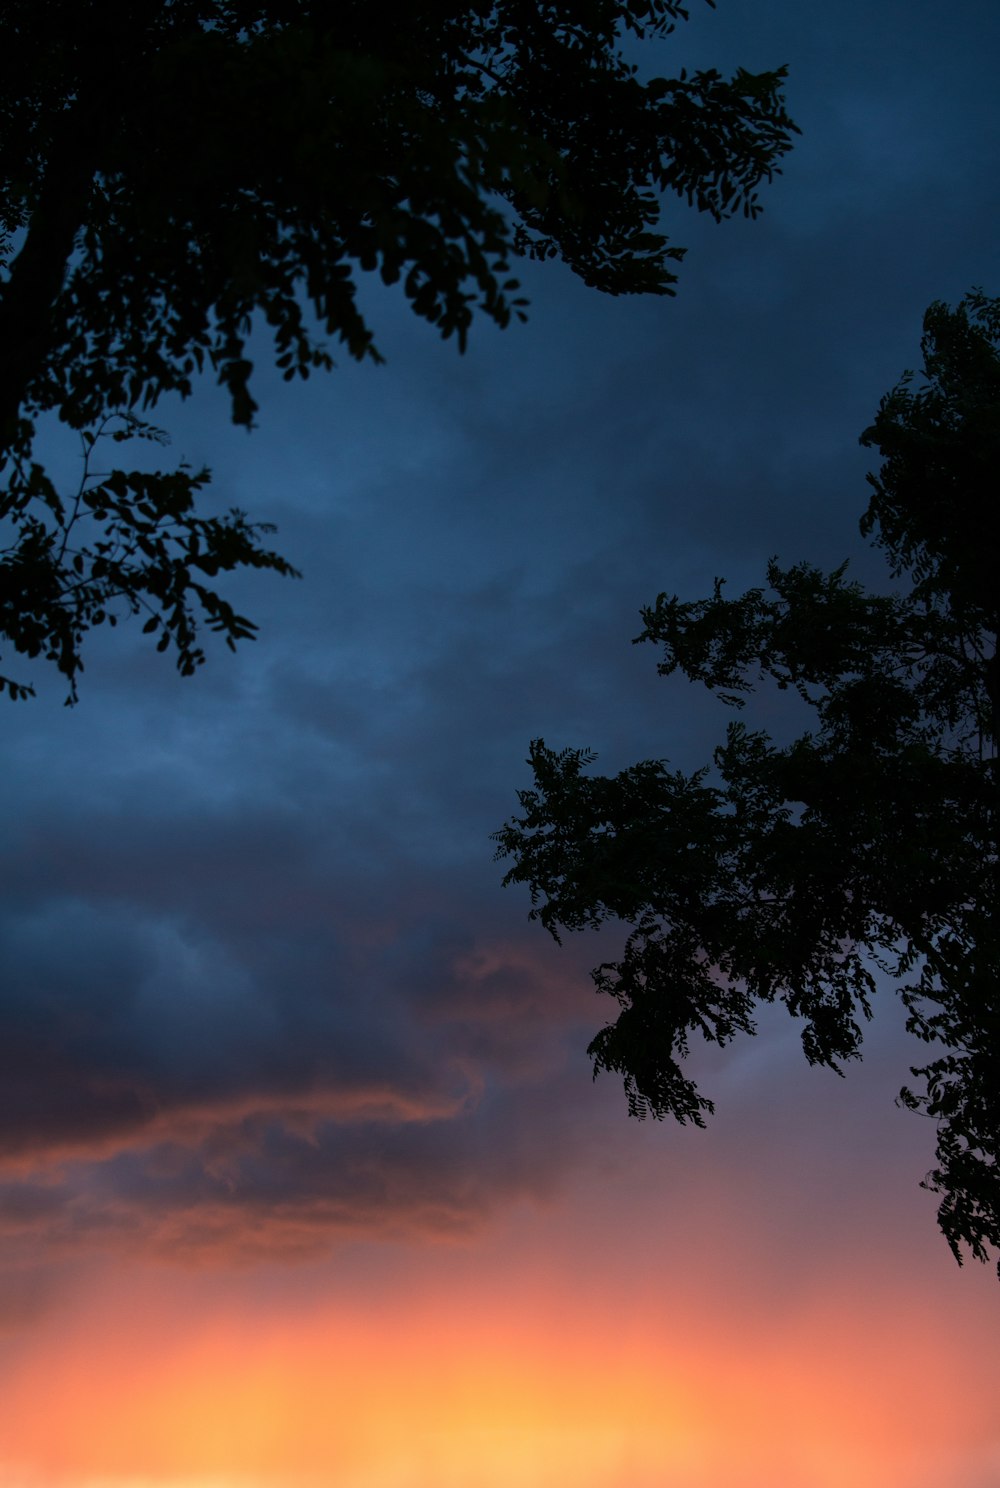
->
(0, 755), (619, 1265)
(3, 0), (999, 1313)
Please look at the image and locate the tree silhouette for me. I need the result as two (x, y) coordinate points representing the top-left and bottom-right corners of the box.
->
(495, 291), (1000, 1274)
(1, 0), (796, 700)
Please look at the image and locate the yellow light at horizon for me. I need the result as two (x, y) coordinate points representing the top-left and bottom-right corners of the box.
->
(1, 1230), (998, 1488)
(1, 1284), (988, 1488)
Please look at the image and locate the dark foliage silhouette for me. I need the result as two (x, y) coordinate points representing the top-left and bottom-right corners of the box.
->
(495, 291), (1000, 1274)
(1, 0), (796, 700)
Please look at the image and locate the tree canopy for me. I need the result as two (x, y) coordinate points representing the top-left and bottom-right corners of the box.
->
(495, 290), (1000, 1274)
(0, 0), (796, 701)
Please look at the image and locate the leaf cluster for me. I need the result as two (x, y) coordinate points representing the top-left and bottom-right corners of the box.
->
(0, 413), (298, 702)
(495, 292), (1000, 1272)
(1, 0), (796, 437)
(1, 0), (796, 697)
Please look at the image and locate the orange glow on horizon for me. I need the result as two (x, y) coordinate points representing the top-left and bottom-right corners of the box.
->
(2, 1247), (998, 1488)
(2, 1080), (997, 1488)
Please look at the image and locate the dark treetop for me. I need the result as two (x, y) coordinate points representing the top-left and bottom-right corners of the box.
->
(0, 0), (795, 701)
(496, 292), (1000, 1275)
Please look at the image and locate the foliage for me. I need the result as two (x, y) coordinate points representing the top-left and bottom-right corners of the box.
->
(495, 291), (1000, 1273)
(1, 0), (796, 700)
(1, 413), (298, 702)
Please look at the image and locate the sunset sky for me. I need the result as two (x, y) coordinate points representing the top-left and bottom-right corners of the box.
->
(2, 1), (999, 1485)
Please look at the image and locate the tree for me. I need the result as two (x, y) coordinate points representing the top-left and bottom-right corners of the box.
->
(1, 0), (796, 701)
(494, 290), (1000, 1274)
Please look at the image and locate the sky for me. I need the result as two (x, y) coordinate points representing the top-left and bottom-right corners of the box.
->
(1, 1), (1000, 1485)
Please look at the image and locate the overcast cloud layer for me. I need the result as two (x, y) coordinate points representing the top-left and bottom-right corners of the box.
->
(2, 0), (999, 1345)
